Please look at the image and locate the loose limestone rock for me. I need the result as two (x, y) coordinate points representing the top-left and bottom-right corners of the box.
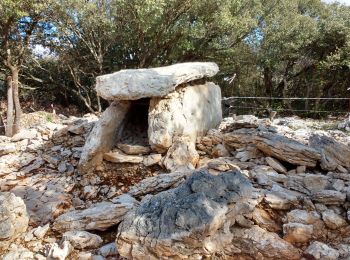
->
(103, 150), (143, 164)
(2, 244), (34, 260)
(128, 171), (190, 198)
(46, 240), (73, 260)
(117, 143), (151, 155)
(264, 190), (298, 210)
(286, 209), (321, 225)
(117, 170), (258, 259)
(255, 132), (321, 167)
(96, 62), (219, 100)
(231, 225), (300, 259)
(265, 156), (287, 173)
(321, 210), (347, 229)
(252, 208), (281, 232)
(309, 134), (350, 171)
(142, 153), (162, 167)
(304, 241), (339, 260)
(0, 143), (16, 155)
(283, 223), (314, 244)
(0, 192), (29, 250)
(62, 230), (103, 249)
(162, 136), (199, 171)
(312, 190), (346, 205)
(53, 194), (137, 232)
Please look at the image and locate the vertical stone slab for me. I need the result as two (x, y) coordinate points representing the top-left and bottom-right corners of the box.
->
(148, 82), (222, 153)
(79, 101), (131, 173)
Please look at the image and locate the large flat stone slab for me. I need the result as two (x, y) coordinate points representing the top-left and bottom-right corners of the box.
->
(149, 82), (222, 152)
(79, 101), (131, 173)
(96, 62), (219, 100)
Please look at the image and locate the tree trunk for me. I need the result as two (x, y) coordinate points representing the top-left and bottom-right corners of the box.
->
(97, 95), (102, 113)
(305, 83), (310, 110)
(11, 67), (22, 134)
(282, 78), (293, 112)
(263, 67), (273, 107)
(0, 114), (4, 135)
(6, 76), (14, 137)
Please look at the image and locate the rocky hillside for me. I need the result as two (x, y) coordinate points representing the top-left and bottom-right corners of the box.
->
(1, 113), (350, 259)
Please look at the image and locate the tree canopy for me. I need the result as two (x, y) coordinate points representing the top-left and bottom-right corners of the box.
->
(0, 0), (349, 117)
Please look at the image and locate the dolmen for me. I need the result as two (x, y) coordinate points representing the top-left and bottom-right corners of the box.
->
(79, 62), (222, 173)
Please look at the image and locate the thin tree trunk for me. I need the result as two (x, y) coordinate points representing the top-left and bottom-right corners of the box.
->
(97, 95), (102, 113)
(305, 83), (310, 110)
(282, 78), (293, 111)
(11, 67), (22, 134)
(6, 76), (14, 137)
(0, 114), (4, 135)
(263, 67), (273, 107)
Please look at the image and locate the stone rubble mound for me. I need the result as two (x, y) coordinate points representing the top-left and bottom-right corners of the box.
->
(1, 100), (350, 258)
(0, 63), (350, 260)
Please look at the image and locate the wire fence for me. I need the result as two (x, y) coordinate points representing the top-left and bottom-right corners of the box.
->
(0, 96), (349, 128)
(223, 96), (350, 116)
(223, 96), (350, 100)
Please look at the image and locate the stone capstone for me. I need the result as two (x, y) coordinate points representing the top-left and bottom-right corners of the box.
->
(96, 62), (219, 100)
(116, 170), (261, 259)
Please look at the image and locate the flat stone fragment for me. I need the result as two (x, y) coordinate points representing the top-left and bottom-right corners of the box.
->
(11, 129), (38, 142)
(231, 225), (300, 259)
(142, 154), (162, 167)
(286, 209), (321, 225)
(252, 208), (281, 232)
(117, 143), (151, 155)
(283, 223), (314, 244)
(62, 230), (103, 249)
(304, 241), (339, 260)
(98, 243), (118, 257)
(53, 194), (137, 232)
(264, 190), (298, 210)
(96, 62), (219, 100)
(265, 156), (287, 173)
(309, 134), (350, 171)
(128, 170), (190, 197)
(321, 210), (347, 229)
(0, 143), (16, 155)
(312, 190), (346, 205)
(103, 150), (143, 164)
(255, 132), (321, 167)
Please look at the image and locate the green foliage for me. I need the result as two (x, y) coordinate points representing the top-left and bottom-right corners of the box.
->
(1, 0), (349, 115)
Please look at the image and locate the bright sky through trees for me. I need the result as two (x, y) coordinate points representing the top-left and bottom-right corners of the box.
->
(323, 0), (350, 5)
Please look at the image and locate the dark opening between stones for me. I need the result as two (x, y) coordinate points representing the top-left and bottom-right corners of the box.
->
(117, 98), (150, 146)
